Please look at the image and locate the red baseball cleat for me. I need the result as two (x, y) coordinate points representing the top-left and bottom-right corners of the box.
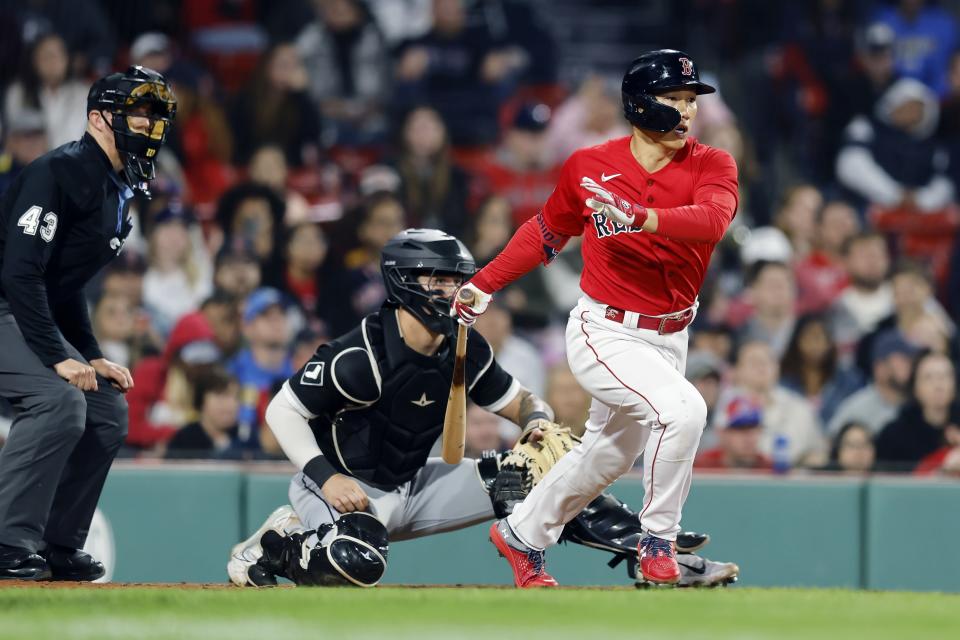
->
(638, 535), (681, 584)
(489, 520), (558, 588)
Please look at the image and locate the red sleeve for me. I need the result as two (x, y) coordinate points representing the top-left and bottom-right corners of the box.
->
(469, 153), (585, 293)
(470, 214), (569, 293)
(125, 358), (178, 448)
(539, 151), (588, 237)
(654, 148), (739, 244)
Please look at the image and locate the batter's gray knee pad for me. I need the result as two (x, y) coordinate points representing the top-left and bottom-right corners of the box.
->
(295, 512), (389, 588)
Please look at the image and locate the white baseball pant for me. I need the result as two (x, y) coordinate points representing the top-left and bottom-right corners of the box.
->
(507, 296), (707, 548)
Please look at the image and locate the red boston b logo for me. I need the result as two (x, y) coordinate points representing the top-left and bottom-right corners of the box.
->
(679, 57), (693, 76)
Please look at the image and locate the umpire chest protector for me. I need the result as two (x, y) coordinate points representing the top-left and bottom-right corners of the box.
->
(307, 307), (511, 489)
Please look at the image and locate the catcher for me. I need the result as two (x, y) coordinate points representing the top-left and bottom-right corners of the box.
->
(227, 229), (738, 588)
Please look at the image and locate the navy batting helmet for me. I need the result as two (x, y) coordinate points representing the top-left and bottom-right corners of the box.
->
(381, 228), (476, 335)
(622, 50), (715, 133)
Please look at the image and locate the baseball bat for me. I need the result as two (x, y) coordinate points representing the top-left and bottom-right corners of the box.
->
(441, 289), (473, 464)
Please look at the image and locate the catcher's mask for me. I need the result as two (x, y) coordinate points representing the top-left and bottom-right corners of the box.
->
(87, 65), (177, 195)
(381, 228), (476, 335)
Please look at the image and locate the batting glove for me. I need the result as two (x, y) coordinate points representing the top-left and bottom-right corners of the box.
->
(581, 176), (648, 228)
(451, 282), (492, 326)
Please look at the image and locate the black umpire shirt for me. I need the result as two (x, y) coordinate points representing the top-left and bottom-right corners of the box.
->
(0, 132), (134, 366)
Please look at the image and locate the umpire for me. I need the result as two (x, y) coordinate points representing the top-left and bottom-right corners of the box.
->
(0, 66), (176, 581)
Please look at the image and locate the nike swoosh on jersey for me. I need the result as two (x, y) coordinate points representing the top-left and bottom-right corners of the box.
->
(601, 173), (621, 182)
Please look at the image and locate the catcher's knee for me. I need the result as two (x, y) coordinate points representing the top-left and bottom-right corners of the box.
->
(295, 512), (389, 587)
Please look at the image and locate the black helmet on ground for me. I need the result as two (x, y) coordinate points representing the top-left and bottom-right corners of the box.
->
(381, 229), (476, 335)
(622, 49), (715, 133)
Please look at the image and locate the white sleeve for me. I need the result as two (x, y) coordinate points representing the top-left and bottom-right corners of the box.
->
(914, 175), (955, 211)
(264, 382), (324, 471)
(835, 146), (904, 207)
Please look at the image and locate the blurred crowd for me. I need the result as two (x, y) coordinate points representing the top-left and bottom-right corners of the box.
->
(0, 0), (959, 476)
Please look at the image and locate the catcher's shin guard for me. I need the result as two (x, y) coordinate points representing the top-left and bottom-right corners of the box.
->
(560, 492), (711, 580)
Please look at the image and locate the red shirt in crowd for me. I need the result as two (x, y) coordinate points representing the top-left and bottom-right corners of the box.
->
(474, 160), (562, 227)
(471, 136), (739, 313)
(794, 250), (849, 315)
(694, 448), (773, 471)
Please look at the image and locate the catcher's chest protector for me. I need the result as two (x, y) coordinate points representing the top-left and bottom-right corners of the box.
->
(326, 310), (480, 488)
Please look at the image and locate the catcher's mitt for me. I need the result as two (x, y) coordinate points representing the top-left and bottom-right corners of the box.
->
(490, 422), (581, 518)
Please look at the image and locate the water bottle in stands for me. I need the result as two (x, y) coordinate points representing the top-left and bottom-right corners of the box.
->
(772, 434), (790, 474)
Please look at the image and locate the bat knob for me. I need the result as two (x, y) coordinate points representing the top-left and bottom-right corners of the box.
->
(457, 288), (476, 305)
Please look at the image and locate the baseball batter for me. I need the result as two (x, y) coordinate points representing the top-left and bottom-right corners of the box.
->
(454, 50), (739, 586)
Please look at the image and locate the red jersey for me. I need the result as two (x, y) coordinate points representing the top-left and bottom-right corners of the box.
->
(541, 136), (738, 314)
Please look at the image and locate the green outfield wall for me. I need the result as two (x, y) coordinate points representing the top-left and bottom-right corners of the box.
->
(96, 464), (960, 591)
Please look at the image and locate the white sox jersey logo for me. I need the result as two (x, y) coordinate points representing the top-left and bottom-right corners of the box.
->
(300, 361), (325, 386)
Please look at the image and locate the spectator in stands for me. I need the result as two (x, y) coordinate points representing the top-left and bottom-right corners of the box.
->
(100, 258), (149, 308)
(267, 222), (333, 331)
(545, 363), (590, 432)
(831, 231), (893, 343)
(228, 288), (294, 450)
(903, 311), (954, 356)
(213, 249), (263, 301)
(232, 42), (321, 166)
(825, 22), (899, 165)
(163, 65), (235, 210)
(876, 350), (960, 470)
(467, 194), (555, 327)
(327, 192), (405, 334)
(215, 182), (286, 275)
(690, 323), (736, 365)
(126, 313), (223, 451)
(92, 294), (137, 369)
(738, 261), (798, 358)
(474, 301), (545, 400)
(696, 396), (772, 471)
(544, 75), (631, 164)
(394, 0), (517, 145)
(872, 0), (958, 95)
(142, 204), (214, 337)
(468, 195), (513, 265)
(464, 403), (509, 458)
(773, 184), (822, 260)
(15, 0), (116, 76)
(165, 368), (240, 460)
(474, 103), (561, 227)
(470, 0), (558, 86)
(855, 259), (954, 374)
(836, 77), (953, 212)
(3, 31), (87, 148)
(779, 314), (863, 426)
(826, 422), (876, 473)
(685, 350), (727, 450)
(794, 200), (859, 314)
(722, 340), (827, 468)
(914, 424), (960, 476)
(828, 330), (917, 437)
(295, 0), (391, 146)
(390, 106), (470, 238)
(199, 292), (243, 359)
(247, 145), (311, 224)
(0, 111), (48, 195)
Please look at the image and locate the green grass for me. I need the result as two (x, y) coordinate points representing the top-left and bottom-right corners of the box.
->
(1, 586), (958, 640)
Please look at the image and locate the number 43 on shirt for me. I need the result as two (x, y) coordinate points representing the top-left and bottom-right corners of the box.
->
(18, 205), (58, 243)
